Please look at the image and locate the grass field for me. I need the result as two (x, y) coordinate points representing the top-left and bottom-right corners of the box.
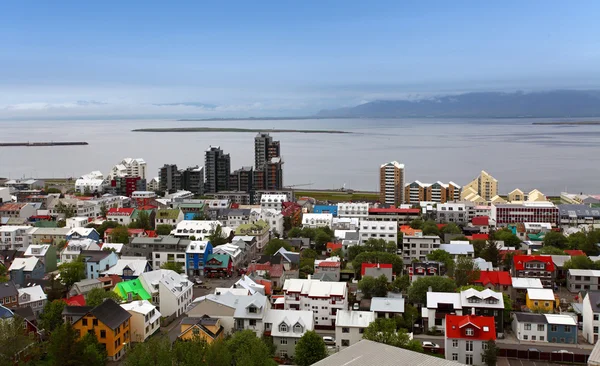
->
(294, 190), (379, 203)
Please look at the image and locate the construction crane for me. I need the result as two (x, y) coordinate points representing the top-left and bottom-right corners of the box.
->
(285, 183), (314, 189)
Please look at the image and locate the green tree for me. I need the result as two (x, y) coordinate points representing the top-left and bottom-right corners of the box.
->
(0, 315), (35, 363)
(46, 187), (62, 194)
(208, 224), (229, 246)
(264, 238), (293, 256)
(453, 256), (480, 287)
(390, 274), (410, 293)
(85, 288), (122, 307)
(110, 225), (131, 244)
(492, 229), (521, 247)
(408, 276), (456, 304)
(582, 230), (600, 256)
(358, 275), (389, 299)
(481, 239), (501, 267)
(173, 337), (210, 366)
(422, 220), (440, 236)
(226, 330), (277, 366)
(124, 336), (174, 366)
(46, 273), (67, 301)
(205, 339), (232, 366)
(482, 340), (499, 366)
(427, 249), (455, 274)
(55, 201), (76, 218)
(99, 203), (108, 218)
(155, 224), (173, 235)
(567, 232), (588, 250)
(331, 248), (343, 259)
(294, 331), (328, 366)
(542, 231), (567, 249)
(0, 265), (7, 283)
(472, 239), (487, 257)
(79, 331), (108, 366)
(314, 231), (331, 252)
(57, 219), (67, 228)
(283, 216), (293, 231)
(130, 210), (152, 230)
(287, 227), (302, 238)
(563, 255), (596, 270)
(58, 257), (86, 288)
(39, 300), (66, 332)
(409, 218), (424, 229)
(363, 318), (422, 352)
(88, 220), (119, 239)
(47, 323), (106, 366)
(537, 246), (565, 255)
(301, 248), (318, 259)
(441, 222), (462, 235)
(348, 245), (367, 261)
(160, 261), (185, 274)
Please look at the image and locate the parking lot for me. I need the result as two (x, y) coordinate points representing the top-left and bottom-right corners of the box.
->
(192, 274), (240, 299)
(498, 358), (576, 366)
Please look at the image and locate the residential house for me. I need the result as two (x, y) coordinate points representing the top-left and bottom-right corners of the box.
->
(235, 220), (270, 251)
(248, 262), (285, 289)
(232, 235), (258, 261)
(423, 292), (462, 332)
(9, 257), (44, 286)
(124, 236), (190, 267)
(29, 227), (69, 246)
(545, 314), (577, 344)
(260, 194), (286, 211)
(154, 209), (184, 229)
(282, 278), (348, 327)
(81, 250), (119, 279)
(186, 241), (214, 277)
(526, 288), (557, 312)
(178, 316), (225, 343)
(511, 277), (543, 306)
(106, 207), (136, 226)
(120, 300), (161, 342)
(104, 228), (156, 244)
(370, 297), (405, 319)
(0, 281), (19, 309)
(60, 239), (101, 264)
(408, 261), (444, 282)
(567, 269), (600, 293)
(444, 315), (496, 366)
(582, 291), (600, 344)
(473, 258), (493, 271)
(512, 255), (555, 288)
(171, 220), (232, 241)
(139, 269), (194, 318)
(101, 243), (124, 254)
(337, 203), (369, 219)
(335, 310), (375, 350)
(0, 226), (34, 251)
(98, 275), (121, 291)
(281, 201), (302, 227)
(314, 257), (341, 282)
(0, 250), (19, 271)
(439, 242), (475, 259)
(213, 243), (244, 269)
(401, 235), (442, 263)
(217, 208), (251, 231)
(24, 244), (57, 272)
(472, 271), (512, 293)
(512, 312), (548, 342)
(361, 263), (394, 282)
(251, 208), (284, 235)
(302, 213), (333, 229)
(68, 299), (131, 361)
(66, 217), (90, 229)
(205, 254), (233, 278)
(102, 257), (151, 280)
(234, 275), (266, 295)
(460, 288), (505, 337)
(359, 219), (397, 244)
(69, 278), (103, 297)
(114, 278), (152, 303)
(186, 292), (270, 337)
(265, 309), (315, 358)
(66, 227), (100, 242)
(17, 285), (47, 317)
(326, 242), (343, 255)
(0, 202), (36, 219)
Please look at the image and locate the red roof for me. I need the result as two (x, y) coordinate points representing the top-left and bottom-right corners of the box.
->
(361, 263), (392, 276)
(137, 205), (158, 210)
(436, 223), (447, 230)
(472, 216), (489, 226)
(146, 230), (158, 237)
(317, 261), (341, 268)
(107, 207), (135, 215)
(513, 255), (555, 271)
(65, 295), (86, 306)
(368, 207), (420, 214)
(326, 242), (342, 251)
(473, 271), (512, 286)
(446, 315), (496, 341)
(230, 203), (240, 209)
(564, 250), (585, 256)
(472, 233), (489, 240)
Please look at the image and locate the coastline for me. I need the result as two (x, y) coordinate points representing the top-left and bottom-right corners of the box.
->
(131, 127), (352, 134)
(532, 122), (600, 125)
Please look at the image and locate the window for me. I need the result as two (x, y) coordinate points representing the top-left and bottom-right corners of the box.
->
(93, 319), (98, 326)
(532, 336), (536, 341)
(279, 323), (288, 332)
(452, 340), (458, 348)
(82, 318), (88, 326)
(359, 328), (364, 334)
(452, 353), (458, 361)
(280, 338), (287, 345)
(249, 319), (256, 326)
(534, 301), (539, 306)
(465, 341), (473, 352)
(524, 335), (528, 340)
(525, 323), (531, 330)
(595, 326), (599, 334)
(595, 314), (599, 321)
(537, 324), (545, 331)
(545, 302), (550, 307)
(466, 354), (473, 365)
(540, 336), (544, 341)
(342, 327), (350, 333)
(342, 339), (350, 347)
(100, 330), (106, 339)
(465, 328), (474, 336)
(483, 342), (488, 350)
(551, 325), (558, 332)
(193, 327), (200, 335)
(565, 326), (571, 333)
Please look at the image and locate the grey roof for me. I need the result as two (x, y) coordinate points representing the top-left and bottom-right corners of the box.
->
(63, 306), (93, 324)
(80, 250), (112, 263)
(558, 204), (600, 218)
(131, 236), (189, 246)
(180, 316), (219, 326)
(311, 272), (337, 282)
(513, 312), (548, 324)
(0, 281), (18, 298)
(312, 339), (465, 366)
(218, 208), (251, 217)
(91, 299), (131, 329)
(587, 291), (600, 313)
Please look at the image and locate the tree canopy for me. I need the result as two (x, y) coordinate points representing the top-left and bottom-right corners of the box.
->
(58, 257), (86, 288)
(390, 274), (410, 293)
(352, 251), (403, 276)
(492, 229), (521, 247)
(160, 261), (185, 274)
(542, 231), (567, 249)
(264, 238), (293, 256)
(208, 225), (229, 246)
(85, 288), (122, 307)
(422, 220), (440, 236)
(363, 318), (423, 352)
(0, 315), (35, 363)
(294, 331), (328, 366)
(47, 323), (107, 366)
(110, 225), (131, 244)
(563, 255), (600, 270)
(155, 224), (173, 235)
(441, 222), (462, 235)
(358, 275), (389, 299)
(426, 249), (454, 273)
(129, 210), (152, 230)
(407, 276), (456, 304)
(537, 246), (566, 255)
(409, 218), (424, 229)
(453, 256), (480, 287)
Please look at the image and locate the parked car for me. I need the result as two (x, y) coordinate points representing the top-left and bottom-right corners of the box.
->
(323, 336), (335, 346)
(422, 341), (440, 348)
(553, 350), (573, 354)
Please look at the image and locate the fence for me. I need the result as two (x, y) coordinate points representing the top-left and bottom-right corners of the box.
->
(499, 348), (589, 364)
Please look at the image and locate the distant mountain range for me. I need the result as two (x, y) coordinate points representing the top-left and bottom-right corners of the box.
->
(316, 90), (600, 118)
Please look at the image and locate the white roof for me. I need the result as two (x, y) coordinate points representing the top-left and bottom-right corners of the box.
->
(9, 257), (40, 271)
(260, 194), (287, 203)
(18, 285), (47, 302)
(265, 309), (314, 338)
(173, 220), (231, 237)
(140, 269), (193, 297)
(370, 297), (405, 313)
(302, 213), (333, 222)
(186, 241), (211, 254)
(213, 243), (242, 258)
(550, 255), (571, 267)
(283, 278), (346, 297)
(234, 275), (265, 295)
(62, 239), (100, 254)
(426, 292), (461, 309)
(29, 227), (70, 236)
(24, 244), (50, 257)
(460, 288), (504, 308)
(66, 227), (96, 237)
(439, 244), (474, 255)
(511, 277), (543, 289)
(121, 299), (161, 320)
(335, 310), (375, 328)
(214, 287), (249, 296)
(101, 243), (124, 253)
(103, 257), (149, 276)
(568, 269), (600, 277)
(527, 288), (555, 301)
(544, 314), (576, 326)
(202, 292), (268, 319)
(473, 258), (493, 271)
(0, 225), (34, 233)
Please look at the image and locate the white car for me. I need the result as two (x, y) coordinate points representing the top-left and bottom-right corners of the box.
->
(422, 341), (440, 348)
(323, 336), (335, 346)
(553, 350), (573, 354)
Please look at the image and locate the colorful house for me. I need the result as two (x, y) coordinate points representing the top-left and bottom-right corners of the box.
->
(526, 288), (558, 312)
(66, 227), (100, 242)
(313, 205), (338, 216)
(326, 242), (342, 254)
(69, 299), (131, 361)
(186, 241), (213, 277)
(512, 255), (555, 288)
(178, 316), (225, 343)
(399, 225), (422, 236)
(205, 254), (233, 278)
(8, 257), (45, 286)
(114, 278), (152, 302)
(472, 271), (512, 292)
(444, 315), (496, 366)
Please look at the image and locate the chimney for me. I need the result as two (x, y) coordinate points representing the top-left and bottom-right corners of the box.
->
(471, 308), (475, 316)
(427, 286), (432, 293)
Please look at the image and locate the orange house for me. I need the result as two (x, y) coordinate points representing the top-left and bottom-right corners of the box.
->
(71, 299), (131, 361)
(399, 225), (422, 236)
(178, 316), (224, 344)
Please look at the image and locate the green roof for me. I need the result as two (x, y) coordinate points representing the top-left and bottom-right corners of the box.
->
(206, 254), (231, 269)
(178, 203), (205, 209)
(34, 220), (58, 228)
(235, 220), (269, 235)
(115, 278), (151, 300)
(156, 209), (181, 220)
(131, 209), (154, 220)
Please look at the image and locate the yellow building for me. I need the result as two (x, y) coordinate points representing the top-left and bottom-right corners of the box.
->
(71, 299), (131, 361)
(178, 316), (224, 344)
(526, 288), (558, 312)
(462, 170), (498, 202)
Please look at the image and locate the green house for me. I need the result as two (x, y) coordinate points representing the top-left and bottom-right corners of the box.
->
(114, 278), (151, 301)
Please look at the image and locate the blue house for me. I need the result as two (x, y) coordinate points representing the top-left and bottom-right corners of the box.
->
(66, 228), (101, 242)
(8, 257), (45, 286)
(80, 250), (119, 279)
(186, 241), (213, 277)
(545, 314), (577, 344)
(313, 205), (338, 216)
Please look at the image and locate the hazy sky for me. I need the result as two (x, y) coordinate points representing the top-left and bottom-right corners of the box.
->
(2, 1), (600, 119)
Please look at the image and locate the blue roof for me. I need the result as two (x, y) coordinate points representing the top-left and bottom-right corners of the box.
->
(0, 305), (14, 319)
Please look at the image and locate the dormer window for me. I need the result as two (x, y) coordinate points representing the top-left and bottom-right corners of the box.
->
(465, 328), (474, 336)
(294, 323), (303, 333)
(279, 323), (288, 332)
(248, 305), (257, 314)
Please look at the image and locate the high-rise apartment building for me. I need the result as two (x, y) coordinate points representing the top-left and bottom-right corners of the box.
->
(230, 166), (254, 192)
(108, 158), (147, 180)
(379, 161), (404, 206)
(462, 170), (498, 202)
(254, 133), (283, 191)
(159, 164), (181, 194)
(181, 166), (204, 196)
(159, 164), (204, 195)
(205, 146), (231, 193)
(404, 181), (462, 204)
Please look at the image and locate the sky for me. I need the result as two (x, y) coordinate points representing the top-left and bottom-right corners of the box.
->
(1, 1), (600, 119)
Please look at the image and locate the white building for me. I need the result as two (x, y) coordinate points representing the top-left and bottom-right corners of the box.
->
(109, 158), (147, 180)
(265, 309), (315, 359)
(139, 269), (194, 318)
(66, 217), (89, 229)
(583, 291), (600, 344)
(234, 275), (265, 295)
(120, 300), (161, 342)
(251, 208), (284, 235)
(337, 203), (370, 219)
(511, 312), (548, 342)
(102, 257), (150, 278)
(282, 278), (347, 327)
(335, 310), (375, 350)
(154, 209), (184, 229)
(101, 243), (124, 254)
(17, 285), (47, 317)
(147, 177), (160, 192)
(260, 194), (287, 211)
(213, 244), (244, 269)
(401, 235), (442, 263)
(106, 207), (136, 226)
(332, 217), (360, 231)
(0, 226), (35, 251)
(60, 239), (101, 263)
(171, 220), (232, 240)
(359, 219), (397, 244)
(370, 297), (405, 319)
(302, 213), (333, 229)
(423, 292), (462, 331)
(439, 242), (475, 259)
(75, 171), (107, 194)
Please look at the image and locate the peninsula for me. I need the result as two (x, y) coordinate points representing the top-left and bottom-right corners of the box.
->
(0, 141), (89, 147)
(532, 121), (600, 125)
(131, 127), (351, 134)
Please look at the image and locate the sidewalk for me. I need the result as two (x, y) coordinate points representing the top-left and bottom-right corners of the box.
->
(414, 332), (595, 350)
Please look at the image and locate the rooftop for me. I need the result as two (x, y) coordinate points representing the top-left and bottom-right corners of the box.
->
(513, 312), (548, 324)
(370, 297), (405, 313)
(335, 310), (375, 328)
(90, 299), (132, 330)
(445, 315), (496, 341)
(527, 288), (555, 301)
(511, 277), (543, 289)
